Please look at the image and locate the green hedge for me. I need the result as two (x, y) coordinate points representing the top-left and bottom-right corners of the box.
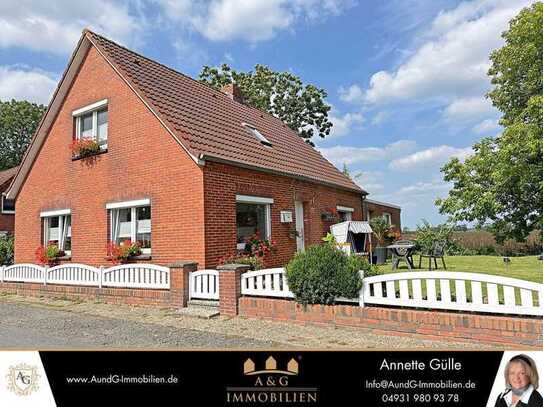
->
(0, 234), (14, 266)
(285, 244), (373, 306)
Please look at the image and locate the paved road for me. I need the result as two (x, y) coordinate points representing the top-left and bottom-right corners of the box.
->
(0, 301), (275, 349)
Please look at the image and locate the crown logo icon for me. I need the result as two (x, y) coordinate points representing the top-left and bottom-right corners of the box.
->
(243, 356), (299, 376)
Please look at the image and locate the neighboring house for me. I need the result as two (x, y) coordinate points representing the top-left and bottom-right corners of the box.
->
(6, 30), (366, 268)
(0, 166), (18, 236)
(363, 198), (402, 231)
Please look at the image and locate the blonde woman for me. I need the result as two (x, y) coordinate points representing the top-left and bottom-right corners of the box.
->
(495, 355), (543, 407)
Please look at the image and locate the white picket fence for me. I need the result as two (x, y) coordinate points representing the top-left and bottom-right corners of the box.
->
(363, 271), (543, 316)
(189, 269), (219, 300)
(239, 268), (543, 317)
(0, 263), (170, 290)
(241, 268), (294, 298)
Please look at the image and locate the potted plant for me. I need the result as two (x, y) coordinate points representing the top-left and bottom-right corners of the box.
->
(35, 243), (65, 266)
(106, 240), (142, 264)
(369, 216), (392, 264)
(70, 137), (101, 159)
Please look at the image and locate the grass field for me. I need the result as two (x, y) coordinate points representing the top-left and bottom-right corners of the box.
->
(377, 255), (543, 284)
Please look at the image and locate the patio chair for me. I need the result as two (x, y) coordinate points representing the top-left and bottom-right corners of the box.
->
(391, 240), (416, 270)
(419, 241), (447, 270)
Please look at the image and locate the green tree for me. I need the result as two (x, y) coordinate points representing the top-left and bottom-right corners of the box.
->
(0, 99), (46, 170)
(199, 64), (332, 146)
(436, 3), (543, 243)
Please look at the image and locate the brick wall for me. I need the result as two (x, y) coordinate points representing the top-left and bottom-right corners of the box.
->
(0, 282), (171, 307)
(0, 214), (14, 235)
(239, 297), (543, 346)
(14, 45), (205, 267)
(0, 179), (14, 234)
(364, 200), (401, 231)
(203, 162), (363, 268)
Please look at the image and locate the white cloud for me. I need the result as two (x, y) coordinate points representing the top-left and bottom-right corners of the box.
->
(158, 0), (355, 43)
(319, 140), (416, 166)
(472, 118), (500, 134)
(371, 111), (390, 126)
(389, 145), (472, 171)
(443, 96), (498, 123)
(173, 39), (209, 69)
(0, 66), (57, 104)
(328, 111), (364, 138)
(398, 180), (449, 195)
(353, 170), (385, 193)
(338, 84), (364, 104)
(350, 0), (535, 113)
(0, 0), (142, 54)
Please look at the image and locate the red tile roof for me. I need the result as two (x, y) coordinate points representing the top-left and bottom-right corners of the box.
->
(0, 166), (19, 192)
(86, 31), (363, 193)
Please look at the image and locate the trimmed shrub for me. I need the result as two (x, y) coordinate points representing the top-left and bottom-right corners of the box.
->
(286, 244), (367, 305)
(0, 234), (14, 266)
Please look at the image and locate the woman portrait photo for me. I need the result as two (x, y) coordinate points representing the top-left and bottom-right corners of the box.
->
(495, 354), (543, 407)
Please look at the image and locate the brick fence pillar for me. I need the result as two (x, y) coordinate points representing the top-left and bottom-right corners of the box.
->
(168, 261), (198, 308)
(217, 264), (250, 316)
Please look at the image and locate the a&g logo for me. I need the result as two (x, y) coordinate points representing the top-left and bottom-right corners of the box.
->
(6, 363), (40, 396)
(226, 355), (318, 404)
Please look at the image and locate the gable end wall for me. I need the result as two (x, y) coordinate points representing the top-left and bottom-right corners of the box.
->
(15, 45), (205, 266)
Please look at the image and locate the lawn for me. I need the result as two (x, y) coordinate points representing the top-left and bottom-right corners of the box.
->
(377, 255), (543, 284)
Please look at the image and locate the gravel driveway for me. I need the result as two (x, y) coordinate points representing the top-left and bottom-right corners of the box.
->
(0, 300), (274, 349)
(0, 294), (498, 349)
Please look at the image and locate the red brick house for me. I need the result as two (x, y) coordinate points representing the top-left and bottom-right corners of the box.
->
(363, 198), (402, 231)
(6, 30), (366, 268)
(0, 166), (18, 236)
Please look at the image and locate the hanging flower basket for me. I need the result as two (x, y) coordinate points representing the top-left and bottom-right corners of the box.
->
(35, 243), (65, 266)
(106, 240), (142, 264)
(321, 207), (338, 222)
(70, 138), (101, 159)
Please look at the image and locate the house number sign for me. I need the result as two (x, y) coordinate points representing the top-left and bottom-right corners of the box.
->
(280, 211), (293, 223)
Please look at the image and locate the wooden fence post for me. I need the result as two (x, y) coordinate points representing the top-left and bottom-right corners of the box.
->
(44, 266), (48, 286)
(0, 265), (4, 283)
(99, 266), (104, 289)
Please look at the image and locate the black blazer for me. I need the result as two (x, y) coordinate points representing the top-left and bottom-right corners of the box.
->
(495, 389), (543, 407)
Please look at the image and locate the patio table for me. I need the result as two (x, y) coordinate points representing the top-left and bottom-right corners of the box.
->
(386, 244), (416, 271)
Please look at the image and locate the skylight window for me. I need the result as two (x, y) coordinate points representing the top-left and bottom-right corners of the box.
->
(243, 123), (272, 147)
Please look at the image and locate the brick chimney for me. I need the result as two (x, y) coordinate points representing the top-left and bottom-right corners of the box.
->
(221, 83), (244, 104)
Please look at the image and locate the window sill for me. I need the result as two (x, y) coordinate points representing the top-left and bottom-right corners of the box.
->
(72, 148), (108, 161)
(104, 254), (152, 262)
(54, 255), (72, 262)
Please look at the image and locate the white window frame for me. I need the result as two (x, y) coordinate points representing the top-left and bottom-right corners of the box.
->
(235, 195), (272, 250)
(1, 194), (14, 214)
(383, 212), (392, 226)
(73, 99), (108, 149)
(40, 210), (72, 256)
(337, 205), (353, 222)
(107, 199), (151, 255)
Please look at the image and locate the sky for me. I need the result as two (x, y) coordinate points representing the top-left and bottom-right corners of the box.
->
(0, 0), (537, 229)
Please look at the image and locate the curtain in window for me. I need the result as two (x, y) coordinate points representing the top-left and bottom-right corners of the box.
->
(58, 215), (65, 250)
(111, 210), (120, 243)
(59, 215), (71, 251)
(43, 217), (50, 245)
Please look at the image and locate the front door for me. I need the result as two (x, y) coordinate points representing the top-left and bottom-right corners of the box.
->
(295, 201), (305, 252)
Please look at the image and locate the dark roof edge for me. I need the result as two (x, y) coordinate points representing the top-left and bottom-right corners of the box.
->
(201, 154), (367, 195)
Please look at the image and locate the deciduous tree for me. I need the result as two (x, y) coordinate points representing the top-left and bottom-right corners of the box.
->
(199, 64), (332, 146)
